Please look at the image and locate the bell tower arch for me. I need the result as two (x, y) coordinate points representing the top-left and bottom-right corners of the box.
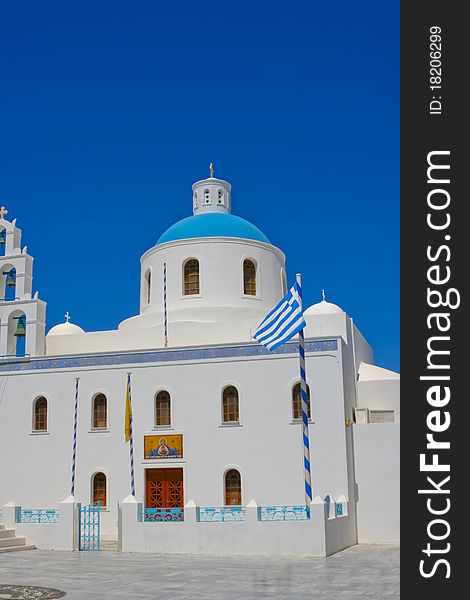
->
(0, 207), (46, 358)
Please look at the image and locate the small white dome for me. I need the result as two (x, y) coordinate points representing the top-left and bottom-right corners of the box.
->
(304, 300), (344, 316)
(48, 321), (85, 336)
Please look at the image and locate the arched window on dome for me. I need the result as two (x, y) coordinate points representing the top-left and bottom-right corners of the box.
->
(292, 382), (311, 421)
(91, 472), (107, 508)
(281, 268), (287, 295)
(92, 393), (107, 429)
(33, 396), (48, 431)
(217, 189), (224, 204)
(183, 259), (200, 295)
(155, 390), (171, 427)
(204, 189), (210, 204)
(225, 469), (242, 506)
(222, 386), (239, 424)
(144, 269), (151, 305)
(243, 259), (256, 296)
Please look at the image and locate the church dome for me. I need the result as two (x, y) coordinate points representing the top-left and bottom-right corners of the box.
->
(48, 320), (85, 336)
(157, 213), (270, 245)
(305, 300), (344, 316)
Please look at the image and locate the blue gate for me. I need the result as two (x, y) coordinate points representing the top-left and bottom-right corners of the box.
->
(79, 502), (100, 551)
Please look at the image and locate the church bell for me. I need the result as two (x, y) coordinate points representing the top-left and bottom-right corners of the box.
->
(0, 234), (5, 245)
(14, 317), (26, 338)
(5, 271), (15, 287)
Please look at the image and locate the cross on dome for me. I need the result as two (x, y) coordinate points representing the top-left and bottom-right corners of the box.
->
(209, 162), (215, 178)
(321, 289), (326, 301)
(65, 311), (71, 322)
(0, 206), (8, 219)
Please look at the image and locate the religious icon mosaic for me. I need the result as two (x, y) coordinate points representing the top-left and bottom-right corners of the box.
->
(144, 434), (183, 459)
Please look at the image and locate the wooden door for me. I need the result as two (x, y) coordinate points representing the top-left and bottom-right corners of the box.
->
(145, 468), (183, 508)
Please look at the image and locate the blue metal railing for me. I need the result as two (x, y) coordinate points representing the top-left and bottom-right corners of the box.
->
(16, 508), (59, 524)
(259, 505), (310, 521)
(198, 506), (246, 522)
(142, 507), (184, 522)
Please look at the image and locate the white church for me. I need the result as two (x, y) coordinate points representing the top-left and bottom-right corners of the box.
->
(0, 169), (399, 555)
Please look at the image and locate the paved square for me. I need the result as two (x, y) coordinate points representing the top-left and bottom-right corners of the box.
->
(0, 545), (399, 599)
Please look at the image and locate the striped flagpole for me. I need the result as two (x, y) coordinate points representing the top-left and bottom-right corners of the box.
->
(296, 273), (313, 505)
(127, 373), (136, 496)
(163, 262), (168, 348)
(70, 377), (80, 496)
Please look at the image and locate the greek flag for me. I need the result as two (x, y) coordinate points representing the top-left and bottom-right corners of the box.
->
(253, 282), (306, 350)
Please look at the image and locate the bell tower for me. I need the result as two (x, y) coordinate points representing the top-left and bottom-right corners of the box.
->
(0, 207), (46, 358)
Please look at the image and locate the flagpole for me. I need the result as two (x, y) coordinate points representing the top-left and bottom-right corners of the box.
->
(296, 273), (313, 506)
(70, 377), (80, 497)
(126, 372), (136, 496)
(163, 262), (168, 348)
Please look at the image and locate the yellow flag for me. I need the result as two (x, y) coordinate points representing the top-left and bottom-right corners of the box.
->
(125, 375), (132, 443)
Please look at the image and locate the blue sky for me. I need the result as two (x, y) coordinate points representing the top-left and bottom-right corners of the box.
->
(0, 0), (399, 371)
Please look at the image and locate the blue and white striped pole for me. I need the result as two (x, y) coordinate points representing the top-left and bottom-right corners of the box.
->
(127, 372), (135, 496)
(296, 273), (313, 505)
(163, 262), (168, 348)
(71, 377), (79, 496)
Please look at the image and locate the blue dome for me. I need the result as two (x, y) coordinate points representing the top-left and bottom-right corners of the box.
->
(157, 213), (271, 245)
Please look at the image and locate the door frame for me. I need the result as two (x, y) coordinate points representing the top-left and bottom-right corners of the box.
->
(144, 466), (185, 508)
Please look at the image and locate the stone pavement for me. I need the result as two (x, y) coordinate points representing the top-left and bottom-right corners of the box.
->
(0, 545), (399, 599)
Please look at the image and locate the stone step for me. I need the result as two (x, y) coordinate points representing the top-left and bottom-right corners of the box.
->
(0, 527), (17, 539)
(0, 536), (27, 548)
(100, 539), (119, 552)
(0, 544), (36, 554)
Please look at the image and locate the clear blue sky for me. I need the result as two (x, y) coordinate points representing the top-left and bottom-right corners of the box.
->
(0, 0), (399, 371)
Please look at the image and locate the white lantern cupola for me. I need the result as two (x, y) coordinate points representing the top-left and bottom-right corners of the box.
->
(192, 163), (232, 215)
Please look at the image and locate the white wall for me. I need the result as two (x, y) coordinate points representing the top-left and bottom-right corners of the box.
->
(353, 423), (400, 543)
(119, 497), (353, 557)
(0, 340), (353, 536)
(357, 379), (400, 417)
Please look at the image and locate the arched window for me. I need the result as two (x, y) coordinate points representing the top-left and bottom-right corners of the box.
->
(145, 269), (151, 304)
(243, 260), (256, 296)
(183, 259), (199, 295)
(225, 469), (242, 506)
(292, 382), (311, 421)
(92, 472), (107, 508)
(217, 189), (224, 204)
(155, 390), (171, 427)
(33, 397), (48, 431)
(92, 394), (107, 429)
(204, 189), (210, 203)
(222, 386), (239, 423)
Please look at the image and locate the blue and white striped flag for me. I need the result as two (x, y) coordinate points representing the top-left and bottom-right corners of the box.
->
(253, 282), (306, 350)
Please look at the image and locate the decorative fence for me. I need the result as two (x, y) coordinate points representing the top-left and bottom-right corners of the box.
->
(119, 496), (353, 556)
(142, 508), (184, 522)
(259, 505), (310, 521)
(140, 505), (308, 524)
(197, 506), (246, 522)
(2, 498), (76, 551)
(15, 508), (59, 524)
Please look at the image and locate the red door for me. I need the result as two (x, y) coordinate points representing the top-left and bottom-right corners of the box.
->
(145, 468), (183, 508)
